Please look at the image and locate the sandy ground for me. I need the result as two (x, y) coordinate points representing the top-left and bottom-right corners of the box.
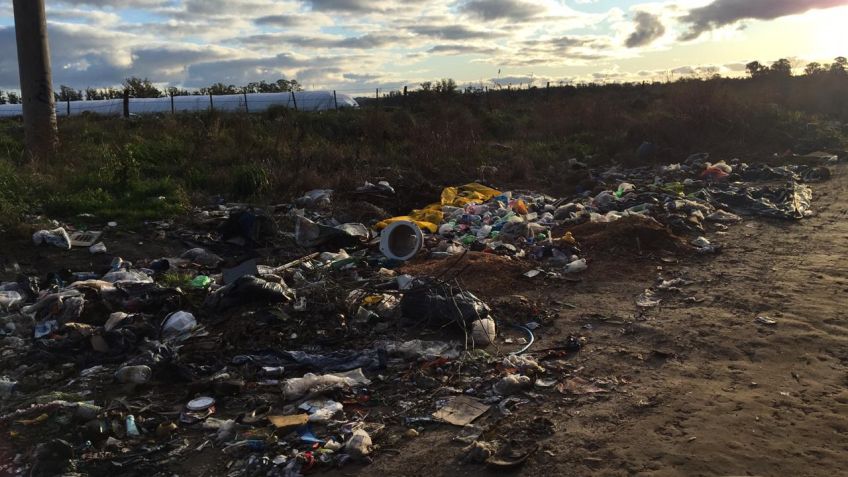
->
(337, 166), (848, 477)
(3, 167), (846, 477)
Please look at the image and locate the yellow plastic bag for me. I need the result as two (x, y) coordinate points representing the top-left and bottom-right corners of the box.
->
(375, 183), (501, 232)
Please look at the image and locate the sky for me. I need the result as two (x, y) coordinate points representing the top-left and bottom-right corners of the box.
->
(0, 0), (847, 94)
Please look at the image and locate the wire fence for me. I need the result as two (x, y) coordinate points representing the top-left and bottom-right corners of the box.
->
(0, 91), (358, 119)
(0, 80), (578, 119)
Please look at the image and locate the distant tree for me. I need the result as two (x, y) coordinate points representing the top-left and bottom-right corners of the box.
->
(0, 90), (5, 105)
(166, 86), (191, 96)
(276, 79), (302, 92)
(831, 56), (847, 75)
(84, 87), (101, 100)
(769, 58), (793, 77)
(434, 78), (458, 94)
(84, 87), (123, 100)
(123, 77), (162, 98)
(419, 81), (433, 92)
(745, 61), (767, 78)
(202, 83), (238, 95)
(56, 85), (83, 102)
(804, 62), (825, 76)
(7, 92), (20, 104)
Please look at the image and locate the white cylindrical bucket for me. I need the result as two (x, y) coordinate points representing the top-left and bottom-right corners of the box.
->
(379, 221), (423, 261)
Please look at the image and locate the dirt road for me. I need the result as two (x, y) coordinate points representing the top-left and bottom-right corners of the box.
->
(353, 166), (848, 477)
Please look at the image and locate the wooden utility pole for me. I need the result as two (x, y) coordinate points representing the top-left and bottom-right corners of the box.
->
(12, 0), (58, 161)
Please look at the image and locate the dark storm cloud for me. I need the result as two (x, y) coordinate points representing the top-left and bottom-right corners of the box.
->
(625, 11), (665, 47)
(459, 0), (545, 21)
(681, 0), (848, 40)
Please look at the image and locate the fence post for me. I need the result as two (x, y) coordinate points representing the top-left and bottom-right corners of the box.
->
(291, 90), (298, 111)
(243, 91), (249, 113)
(209, 92), (213, 112)
(170, 93), (175, 114)
(66, 98), (70, 117)
(333, 90), (338, 110)
(122, 89), (129, 118)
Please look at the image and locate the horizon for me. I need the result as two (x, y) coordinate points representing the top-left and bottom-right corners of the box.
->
(1, 0), (847, 94)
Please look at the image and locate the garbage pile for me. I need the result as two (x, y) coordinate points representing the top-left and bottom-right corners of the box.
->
(1, 151), (836, 475)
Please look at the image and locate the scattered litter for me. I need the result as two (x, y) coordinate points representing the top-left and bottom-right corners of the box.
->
(636, 289), (662, 308)
(557, 377), (605, 395)
(755, 316), (778, 326)
(88, 242), (107, 254)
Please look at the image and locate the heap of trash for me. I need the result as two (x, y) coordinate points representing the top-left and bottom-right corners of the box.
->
(0, 150), (837, 475)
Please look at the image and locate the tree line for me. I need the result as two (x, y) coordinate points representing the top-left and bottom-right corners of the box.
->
(746, 56), (846, 78)
(43, 77), (304, 102)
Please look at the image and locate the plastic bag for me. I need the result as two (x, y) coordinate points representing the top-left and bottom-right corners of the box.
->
(32, 227), (71, 250)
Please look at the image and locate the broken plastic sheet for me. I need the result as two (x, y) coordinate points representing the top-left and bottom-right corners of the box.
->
(282, 368), (371, 401)
(700, 182), (813, 220)
(375, 183), (502, 233)
(740, 164), (831, 183)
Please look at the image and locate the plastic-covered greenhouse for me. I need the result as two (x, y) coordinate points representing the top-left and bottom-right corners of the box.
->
(0, 91), (358, 118)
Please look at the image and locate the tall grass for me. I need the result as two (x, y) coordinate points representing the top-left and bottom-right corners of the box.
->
(0, 74), (845, 228)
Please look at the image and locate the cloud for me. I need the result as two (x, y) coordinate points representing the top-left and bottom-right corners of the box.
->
(253, 14), (312, 27)
(305, 0), (376, 12)
(680, 0), (848, 40)
(407, 24), (505, 40)
(625, 11), (665, 48)
(54, 0), (169, 7)
(428, 44), (498, 55)
(236, 32), (413, 49)
(459, 0), (546, 21)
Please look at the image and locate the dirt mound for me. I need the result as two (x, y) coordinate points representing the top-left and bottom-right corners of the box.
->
(567, 215), (692, 256)
(399, 252), (528, 299)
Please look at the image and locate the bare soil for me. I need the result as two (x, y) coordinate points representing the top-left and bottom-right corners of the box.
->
(335, 166), (848, 476)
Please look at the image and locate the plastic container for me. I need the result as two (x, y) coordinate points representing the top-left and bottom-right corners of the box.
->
(379, 221), (423, 261)
(161, 311), (197, 338)
(564, 258), (588, 273)
(115, 365), (152, 384)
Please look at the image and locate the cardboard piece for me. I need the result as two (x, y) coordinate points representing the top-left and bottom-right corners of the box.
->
(69, 231), (103, 247)
(432, 395), (490, 426)
(269, 414), (309, 429)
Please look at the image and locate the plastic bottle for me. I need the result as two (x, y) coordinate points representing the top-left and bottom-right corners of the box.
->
(476, 225), (492, 240)
(438, 222), (455, 236)
(0, 291), (23, 310)
(125, 415), (140, 436)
